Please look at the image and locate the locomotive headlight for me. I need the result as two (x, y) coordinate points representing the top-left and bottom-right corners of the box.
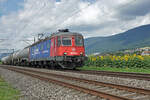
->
(64, 52), (67, 55)
(80, 52), (83, 55)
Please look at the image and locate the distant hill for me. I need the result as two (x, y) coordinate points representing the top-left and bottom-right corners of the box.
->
(85, 24), (150, 54)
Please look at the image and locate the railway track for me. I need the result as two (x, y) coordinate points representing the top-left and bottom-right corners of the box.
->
(61, 70), (150, 81)
(1, 66), (150, 100)
(1, 65), (150, 81)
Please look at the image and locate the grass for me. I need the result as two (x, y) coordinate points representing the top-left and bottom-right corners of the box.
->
(0, 76), (20, 100)
(78, 66), (150, 74)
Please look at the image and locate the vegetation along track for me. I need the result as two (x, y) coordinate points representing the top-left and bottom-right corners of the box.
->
(62, 70), (150, 81)
(1, 66), (150, 100)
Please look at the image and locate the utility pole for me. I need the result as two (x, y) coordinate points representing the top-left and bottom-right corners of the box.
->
(34, 37), (36, 43)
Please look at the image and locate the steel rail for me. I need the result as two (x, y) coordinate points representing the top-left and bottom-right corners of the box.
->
(63, 70), (150, 81)
(83, 70), (150, 76)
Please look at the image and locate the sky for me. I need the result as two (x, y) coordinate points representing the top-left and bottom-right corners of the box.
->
(0, 0), (150, 50)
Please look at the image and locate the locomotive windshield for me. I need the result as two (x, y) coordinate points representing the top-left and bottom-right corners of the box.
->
(62, 37), (72, 46)
(75, 36), (83, 46)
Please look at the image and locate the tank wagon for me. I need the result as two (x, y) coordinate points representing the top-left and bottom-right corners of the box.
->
(12, 47), (29, 66)
(1, 56), (9, 64)
(1, 29), (86, 69)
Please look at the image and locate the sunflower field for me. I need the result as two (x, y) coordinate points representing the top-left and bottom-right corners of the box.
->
(85, 54), (150, 68)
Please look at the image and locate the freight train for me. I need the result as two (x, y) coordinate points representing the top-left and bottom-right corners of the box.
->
(1, 29), (86, 69)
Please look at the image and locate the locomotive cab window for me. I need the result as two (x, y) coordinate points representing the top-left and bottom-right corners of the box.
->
(75, 36), (83, 46)
(62, 37), (72, 46)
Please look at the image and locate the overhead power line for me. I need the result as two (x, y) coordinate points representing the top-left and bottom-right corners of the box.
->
(57, 2), (93, 29)
(44, 1), (96, 36)
(6, 0), (137, 48)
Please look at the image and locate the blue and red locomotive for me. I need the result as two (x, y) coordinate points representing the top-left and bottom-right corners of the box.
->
(1, 29), (86, 69)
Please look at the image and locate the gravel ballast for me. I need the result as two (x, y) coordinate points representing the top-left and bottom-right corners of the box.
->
(0, 67), (104, 100)
(1, 65), (150, 99)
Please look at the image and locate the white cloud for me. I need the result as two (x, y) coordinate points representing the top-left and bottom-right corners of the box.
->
(0, 0), (150, 50)
(0, 0), (7, 3)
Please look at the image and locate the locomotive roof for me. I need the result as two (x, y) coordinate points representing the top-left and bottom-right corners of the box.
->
(30, 32), (83, 47)
(51, 32), (82, 37)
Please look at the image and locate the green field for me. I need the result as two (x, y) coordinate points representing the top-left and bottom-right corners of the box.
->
(0, 76), (20, 100)
(79, 66), (150, 74)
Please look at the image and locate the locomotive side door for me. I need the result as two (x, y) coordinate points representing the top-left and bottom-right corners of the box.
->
(50, 37), (54, 57)
(50, 37), (57, 57)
